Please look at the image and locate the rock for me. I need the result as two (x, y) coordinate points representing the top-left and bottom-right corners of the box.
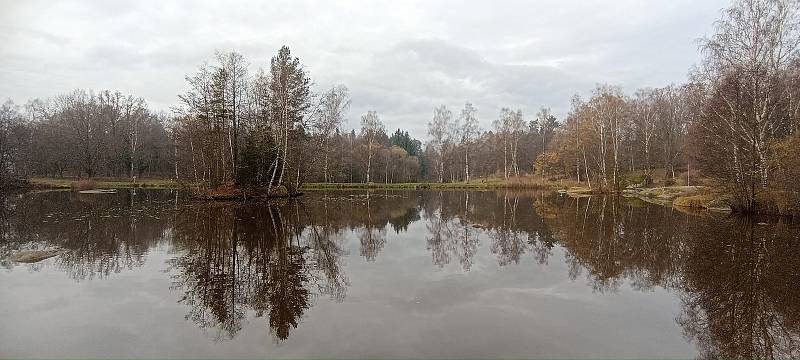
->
(8, 249), (63, 263)
(78, 189), (118, 194)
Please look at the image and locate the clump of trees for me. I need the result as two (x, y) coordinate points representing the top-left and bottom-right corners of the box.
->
(0, 91), (174, 187)
(692, 0), (800, 212)
(416, 88), (692, 191)
(174, 47), (315, 194)
(172, 47), (426, 193)
(547, 84), (700, 192)
(419, 103), (557, 184)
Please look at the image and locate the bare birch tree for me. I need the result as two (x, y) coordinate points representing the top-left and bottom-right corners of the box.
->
(458, 103), (480, 182)
(509, 109), (525, 176)
(314, 85), (350, 183)
(493, 108), (513, 179)
(217, 51), (248, 181)
(428, 105), (453, 183)
(360, 110), (384, 183)
(632, 88), (659, 177)
(267, 46), (311, 194)
(695, 0), (800, 209)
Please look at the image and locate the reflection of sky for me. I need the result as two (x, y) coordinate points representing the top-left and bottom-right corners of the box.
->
(0, 216), (694, 358)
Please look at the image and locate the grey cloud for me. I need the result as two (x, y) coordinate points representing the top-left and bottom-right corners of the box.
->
(0, 0), (730, 139)
(345, 39), (591, 136)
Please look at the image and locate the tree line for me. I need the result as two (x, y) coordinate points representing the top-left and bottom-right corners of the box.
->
(0, 91), (174, 184)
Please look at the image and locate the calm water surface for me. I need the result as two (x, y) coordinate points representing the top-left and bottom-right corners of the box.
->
(1, 189), (798, 358)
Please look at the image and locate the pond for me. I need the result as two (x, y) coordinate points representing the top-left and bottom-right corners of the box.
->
(1, 189), (798, 358)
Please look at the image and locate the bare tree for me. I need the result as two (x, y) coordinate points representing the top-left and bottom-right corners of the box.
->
(217, 51), (249, 181)
(0, 100), (28, 185)
(493, 108), (513, 179)
(428, 105), (453, 183)
(458, 103), (480, 182)
(632, 89), (659, 177)
(695, 0), (800, 209)
(509, 109), (525, 176)
(314, 85), (350, 182)
(535, 107), (558, 181)
(267, 46), (311, 194)
(586, 85), (627, 191)
(360, 111), (384, 183)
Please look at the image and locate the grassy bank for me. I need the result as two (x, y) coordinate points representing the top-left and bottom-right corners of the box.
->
(30, 177), (181, 190)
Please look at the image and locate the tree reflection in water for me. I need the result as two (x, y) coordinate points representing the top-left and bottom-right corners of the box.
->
(169, 199), (347, 342)
(1, 189), (799, 355)
(0, 190), (174, 278)
(677, 216), (800, 359)
(540, 194), (800, 358)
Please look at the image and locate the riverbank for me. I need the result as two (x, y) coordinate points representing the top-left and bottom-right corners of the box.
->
(27, 177), (795, 215)
(302, 179), (736, 214)
(621, 186), (732, 212)
(622, 186), (800, 216)
(301, 182), (549, 190)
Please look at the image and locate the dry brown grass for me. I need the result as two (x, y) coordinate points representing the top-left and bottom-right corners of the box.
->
(673, 193), (718, 208)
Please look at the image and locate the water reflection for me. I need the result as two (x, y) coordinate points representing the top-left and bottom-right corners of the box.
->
(1, 189), (799, 357)
(678, 217), (800, 359)
(168, 200), (347, 341)
(544, 196), (688, 292)
(0, 190), (174, 278)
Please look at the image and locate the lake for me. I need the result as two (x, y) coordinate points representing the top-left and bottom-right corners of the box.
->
(1, 189), (798, 358)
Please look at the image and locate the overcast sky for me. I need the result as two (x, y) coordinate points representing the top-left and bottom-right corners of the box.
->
(1, 0), (728, 138)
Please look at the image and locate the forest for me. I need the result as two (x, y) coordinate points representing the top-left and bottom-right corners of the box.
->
(1, 0), (799, 213)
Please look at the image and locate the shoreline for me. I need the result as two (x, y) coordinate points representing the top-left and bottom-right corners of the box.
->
(26, 177), (797, 216)
(299, 181), (559, 190)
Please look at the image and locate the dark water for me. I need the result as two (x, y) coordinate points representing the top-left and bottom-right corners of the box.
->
(1, 189), (799, 358)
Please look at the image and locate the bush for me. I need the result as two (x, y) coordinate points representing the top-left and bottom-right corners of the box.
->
(674, 193), (720, 208)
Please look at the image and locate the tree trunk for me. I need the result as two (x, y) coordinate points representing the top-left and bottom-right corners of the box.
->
(323, 150), (329, 183)
(503, 139), (508, 179)
(439, 159), (444, 183)
(232, 90), (238, 182)
(366, 141), (372, 183)
(464, 145), (470, 182)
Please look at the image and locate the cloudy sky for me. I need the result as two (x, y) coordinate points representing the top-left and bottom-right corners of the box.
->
(1, 0), (728, 138)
